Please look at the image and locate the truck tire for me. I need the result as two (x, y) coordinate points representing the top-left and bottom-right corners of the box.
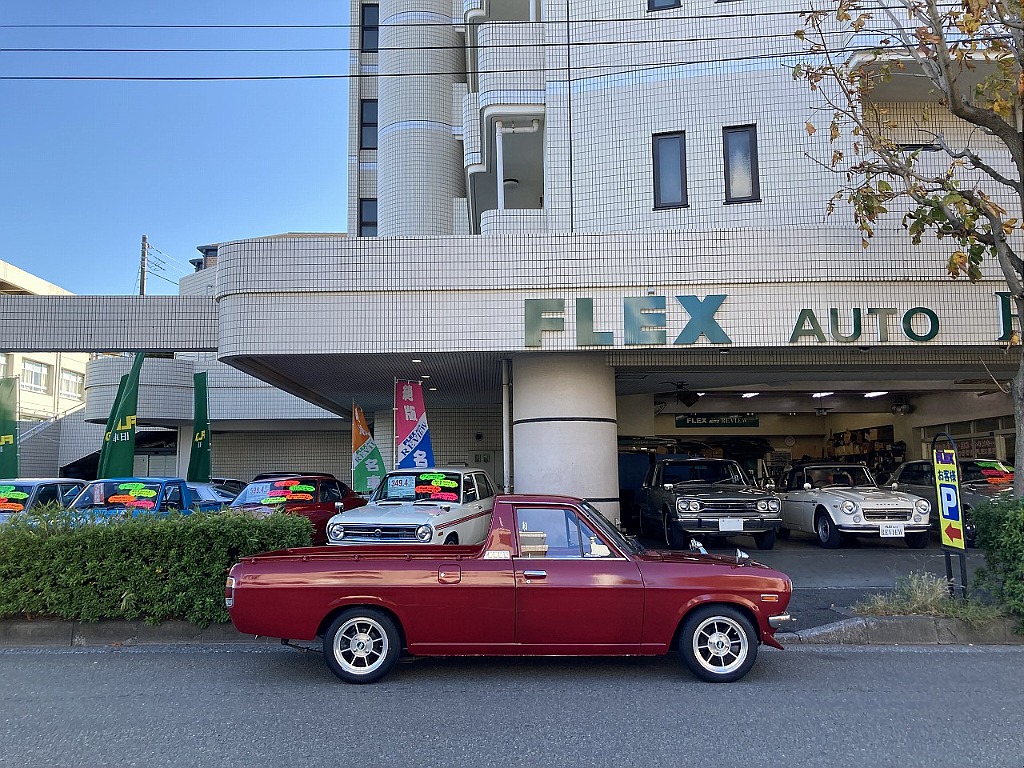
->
(663, 513), (684, 550)
(679, 604), (758, 683)
(752, 528), (777, 550)
(323, 607), (401, 684)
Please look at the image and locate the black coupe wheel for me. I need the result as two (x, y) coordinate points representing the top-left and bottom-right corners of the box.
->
(753, 528), (777, 551)
(905, 531), (930, 549)
(679, 605), (758, 683)
(323, 607), (401, 684)
(815, 512), (843, 549)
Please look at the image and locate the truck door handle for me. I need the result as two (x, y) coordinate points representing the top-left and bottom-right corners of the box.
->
(523, 570), (547, 580)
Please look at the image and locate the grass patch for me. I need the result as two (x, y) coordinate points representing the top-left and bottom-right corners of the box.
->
(852, 571), (1005, 628)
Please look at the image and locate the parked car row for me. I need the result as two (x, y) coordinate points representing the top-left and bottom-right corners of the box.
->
(1, 457), (1013, 550)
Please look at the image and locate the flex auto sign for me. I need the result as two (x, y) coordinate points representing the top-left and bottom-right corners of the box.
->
(933, 448), (966, 551)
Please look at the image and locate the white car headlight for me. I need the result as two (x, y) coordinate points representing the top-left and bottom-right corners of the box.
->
(676, 499), (702, 514)
(915, 498), (930, 514)
(416, 524), (433, 542)
(327, 522), (344, 540)
(757, 499), (769, 512)
(841, 500), (857, 514)
(768, 498), (781, 512)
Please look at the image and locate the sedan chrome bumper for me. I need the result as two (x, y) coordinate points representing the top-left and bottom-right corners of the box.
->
(768, 613), (794, 628)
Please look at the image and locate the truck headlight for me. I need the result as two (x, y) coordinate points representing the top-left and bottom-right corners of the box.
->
(416, 524), (433, 542)
(914, 498), (930, 514)
(327, 522), (344, 541)
(841, 500), (857, 514)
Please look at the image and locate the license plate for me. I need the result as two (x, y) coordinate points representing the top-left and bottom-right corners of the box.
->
(719, 518), (744, 532)
(880, 523), (905, 538)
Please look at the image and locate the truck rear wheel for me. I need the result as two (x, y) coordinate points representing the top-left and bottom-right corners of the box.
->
(323, 607), (401, 684)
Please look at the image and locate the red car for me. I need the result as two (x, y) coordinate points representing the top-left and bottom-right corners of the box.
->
(229, 474), (366, 544)
(227, 494), (793, 683)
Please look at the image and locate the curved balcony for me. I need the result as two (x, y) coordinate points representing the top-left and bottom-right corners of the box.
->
(477, 22), (544, 110)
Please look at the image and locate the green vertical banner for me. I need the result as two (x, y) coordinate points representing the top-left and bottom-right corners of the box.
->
(187, 371), (211, 482)
(0, 378), (19, 477)
(351, 401), (385, 494)
(97, 353), (145, 478)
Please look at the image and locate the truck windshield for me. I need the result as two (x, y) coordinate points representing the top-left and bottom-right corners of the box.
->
(372, 471), (463, 504)
(579, 501), (644, 556)
(0, 483), (34, 512)
(71, 481), (164, 511)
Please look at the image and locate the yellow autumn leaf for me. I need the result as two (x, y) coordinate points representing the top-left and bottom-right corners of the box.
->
(805, 121), (817, 135)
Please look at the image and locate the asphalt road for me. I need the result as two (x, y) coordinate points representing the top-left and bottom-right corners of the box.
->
(1, 643), (1021, 768)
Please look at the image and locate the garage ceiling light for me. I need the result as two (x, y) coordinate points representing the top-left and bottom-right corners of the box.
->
(741, 392), (759, 398)
(811, 392), (834, 398)
(864, 391), (888, 398)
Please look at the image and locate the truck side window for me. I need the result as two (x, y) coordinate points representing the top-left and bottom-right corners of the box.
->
(163, 484), (182, 509)
(515, 507), (611, 559)
(320, 481), (342, 503)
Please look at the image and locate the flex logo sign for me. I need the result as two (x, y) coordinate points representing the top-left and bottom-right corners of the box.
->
(105, 415), (137, 443)
(525, 295), (731, 348)
(933, 448), (966, 551)
(193, 430), (207, 445)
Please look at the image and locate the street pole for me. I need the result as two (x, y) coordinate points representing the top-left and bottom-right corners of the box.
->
(139, 234), (148, 296)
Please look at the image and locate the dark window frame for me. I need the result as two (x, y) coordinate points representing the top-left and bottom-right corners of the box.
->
(361, 4), (379, 53)
(723, 124), (761, 204)
(648, 0), (681, 9)
(653, 131), (688, 209)
(359, 198), (378, 237)
(360, 99), (378, 150)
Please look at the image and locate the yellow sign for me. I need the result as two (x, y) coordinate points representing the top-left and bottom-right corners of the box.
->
(933, 448), (966, 550)
(0, 434), (12, 446)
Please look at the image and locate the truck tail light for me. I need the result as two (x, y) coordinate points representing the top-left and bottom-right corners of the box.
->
(224, 576), (235, 608)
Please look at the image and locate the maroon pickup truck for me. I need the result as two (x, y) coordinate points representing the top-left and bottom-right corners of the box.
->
(226, 494), (793, 684)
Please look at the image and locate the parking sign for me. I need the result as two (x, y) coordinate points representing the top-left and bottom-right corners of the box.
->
(933, 448), (966, 550)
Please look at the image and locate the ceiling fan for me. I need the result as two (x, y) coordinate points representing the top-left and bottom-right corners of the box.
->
(655, 382), (701, 407)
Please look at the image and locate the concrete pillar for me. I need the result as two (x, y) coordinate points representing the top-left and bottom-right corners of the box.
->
(512, 352), (620, 524)
(378, 0), (465, 235)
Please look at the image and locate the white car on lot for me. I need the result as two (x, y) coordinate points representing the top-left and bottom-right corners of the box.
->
(326, 467), (497, 545)
(778, 462), (931, 549)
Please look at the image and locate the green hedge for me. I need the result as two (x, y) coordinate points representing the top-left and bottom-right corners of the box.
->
(971, 495), (1024, 629)
(0, 509), (312, 626)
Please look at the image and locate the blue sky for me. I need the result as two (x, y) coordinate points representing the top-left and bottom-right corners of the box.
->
(1, 1), (349, 295)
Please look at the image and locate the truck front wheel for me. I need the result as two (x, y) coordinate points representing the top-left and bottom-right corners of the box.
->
(323, 607), (401, 684)
(679, 605), (758, 683)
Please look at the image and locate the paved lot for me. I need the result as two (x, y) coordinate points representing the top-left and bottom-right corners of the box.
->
(639, 532), (979, 631)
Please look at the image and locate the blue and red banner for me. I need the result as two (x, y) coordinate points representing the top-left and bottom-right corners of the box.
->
(394, 379), (434, 469)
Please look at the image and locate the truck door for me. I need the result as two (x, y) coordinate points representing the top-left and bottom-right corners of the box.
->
(512, 504), (643, 652)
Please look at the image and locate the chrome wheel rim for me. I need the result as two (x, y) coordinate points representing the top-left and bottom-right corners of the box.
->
(691, 616), (748, 675)
(817, 517), (830, 543)
(333, 617), (389, 676)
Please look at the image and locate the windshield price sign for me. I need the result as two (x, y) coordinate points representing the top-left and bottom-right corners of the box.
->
(933, 448), (965, 551)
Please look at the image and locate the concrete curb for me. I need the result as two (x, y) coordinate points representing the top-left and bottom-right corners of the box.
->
(1, 615), (1021, 648)
(0, 619), (276, 648)
(777, 615), (1024, 645)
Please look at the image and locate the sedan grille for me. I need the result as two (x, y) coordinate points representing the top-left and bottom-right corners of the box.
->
(699, 500), (769, 515)
(339, 524), (420, 542)
(862, 509), (912, 522)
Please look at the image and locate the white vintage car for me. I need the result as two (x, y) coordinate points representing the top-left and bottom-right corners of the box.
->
(326, 467), (497, 545)
(778, 462), (931, 549)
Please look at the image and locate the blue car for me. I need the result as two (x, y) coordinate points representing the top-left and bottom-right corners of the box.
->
(67, 477), (224, 523)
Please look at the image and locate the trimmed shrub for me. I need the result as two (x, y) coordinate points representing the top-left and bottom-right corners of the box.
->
(0, 509), (312, 626)
(971, 495), (1024, 630)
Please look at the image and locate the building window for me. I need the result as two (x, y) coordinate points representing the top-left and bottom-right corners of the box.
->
(359, 198), (378, 236)
(360, 99), (378, 150)
(21, 359), (50, 393)
(648, 0), (681, 9)
(723, 124), (760, 203)
(361, 4), (379, 53)
(653, 132), (688, 209)
(59, 369), (84, 400)
(0, 354), (7, 378)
